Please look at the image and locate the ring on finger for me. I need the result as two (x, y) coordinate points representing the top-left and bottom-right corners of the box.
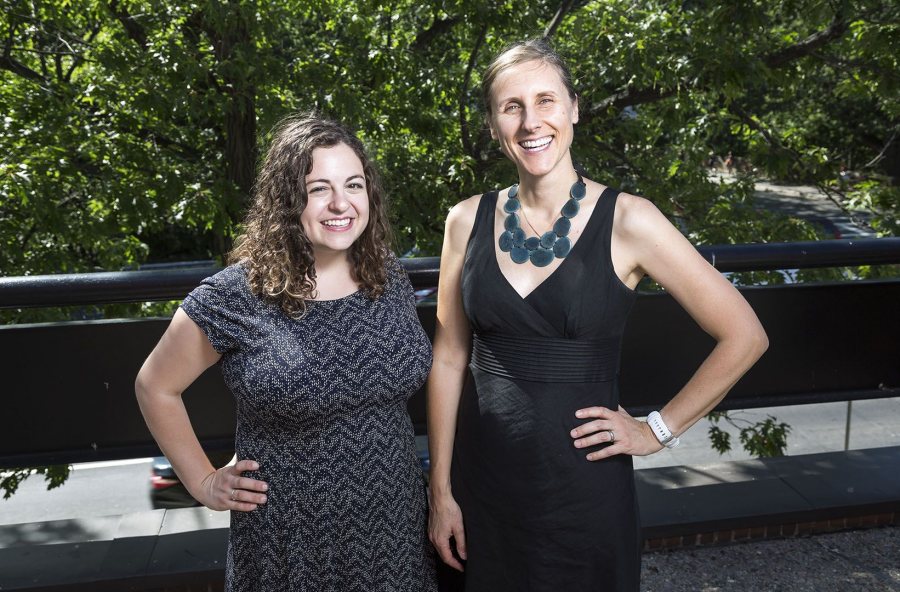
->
(230, 488), (237, 501)
(608, 430), (616, 443)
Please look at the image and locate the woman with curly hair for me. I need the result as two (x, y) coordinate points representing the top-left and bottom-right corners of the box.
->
(136, 113), (437, 591)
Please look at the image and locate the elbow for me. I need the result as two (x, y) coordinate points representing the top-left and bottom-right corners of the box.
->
(134, 371), (149, 404)
(134, 364), (158, 406)
(749, 322), (769, 362)
(720, 319), (768, 366)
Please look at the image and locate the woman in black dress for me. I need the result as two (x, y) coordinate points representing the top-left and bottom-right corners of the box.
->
(136, 113), (437, 591)
(427, 39), (768, 590)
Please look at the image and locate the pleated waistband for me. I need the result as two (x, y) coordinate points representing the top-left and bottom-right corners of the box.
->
(470, 332), (621, 383)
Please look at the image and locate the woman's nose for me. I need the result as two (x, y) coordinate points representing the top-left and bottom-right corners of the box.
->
(328, 189), (350, 212)
(522, 107), (542, 132)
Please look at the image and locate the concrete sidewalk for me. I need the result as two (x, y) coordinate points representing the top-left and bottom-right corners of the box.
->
(633, 397), (900, 470)
(642, 525), (899, 591)
(2, 446), (896, 590)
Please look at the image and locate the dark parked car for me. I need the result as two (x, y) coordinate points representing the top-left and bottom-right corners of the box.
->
(150, 456), (198, 509)
(150, 451), (235, 509)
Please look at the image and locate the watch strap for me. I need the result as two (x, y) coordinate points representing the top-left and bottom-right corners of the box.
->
(647, 411), (680, 449)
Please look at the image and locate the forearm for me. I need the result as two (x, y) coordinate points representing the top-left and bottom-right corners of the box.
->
(136, 386), (216, 497)
(426, 360), (467, 498)
(659, 329), (768, 437)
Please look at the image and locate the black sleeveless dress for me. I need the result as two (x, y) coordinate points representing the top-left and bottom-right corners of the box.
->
(453, 188), (640, 591)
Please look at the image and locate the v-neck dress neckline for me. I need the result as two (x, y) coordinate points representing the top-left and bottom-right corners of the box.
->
(461, 186), (630, 340)
(490, 187), (608, 303)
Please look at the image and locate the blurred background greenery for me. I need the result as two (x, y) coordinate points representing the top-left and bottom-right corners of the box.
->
(1, 0), (897, 312)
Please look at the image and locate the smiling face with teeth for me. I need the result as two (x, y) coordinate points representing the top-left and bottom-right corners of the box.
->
(301, 142), (370, 260)
(488, 60), (579, 182)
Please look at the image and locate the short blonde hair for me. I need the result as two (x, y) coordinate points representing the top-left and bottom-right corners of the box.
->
(481, 38), (577, 123)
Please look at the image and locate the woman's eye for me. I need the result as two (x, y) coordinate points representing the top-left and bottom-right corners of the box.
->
(504, 104), (520, 113)
(347, 182), (365, 190)
(309, 186), (328, 194)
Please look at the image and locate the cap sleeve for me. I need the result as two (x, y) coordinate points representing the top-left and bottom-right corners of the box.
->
(386, 252), (417, 305)
(180, 265), (252, 354)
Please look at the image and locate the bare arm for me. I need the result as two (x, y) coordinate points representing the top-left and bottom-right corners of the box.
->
(135, 308), (268, 510)
(571, 195), (769, 458)
(426, 196), (479, 570)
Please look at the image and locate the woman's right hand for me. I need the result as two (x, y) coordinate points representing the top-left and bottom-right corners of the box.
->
(428, 491), (467, 571)
(195, 459), (269, 512)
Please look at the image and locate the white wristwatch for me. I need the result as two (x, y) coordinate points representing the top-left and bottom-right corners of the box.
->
(647, 411), (681, 449)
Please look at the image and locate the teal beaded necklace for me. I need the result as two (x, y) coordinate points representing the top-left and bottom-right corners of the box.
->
(498, 173), (586, 267)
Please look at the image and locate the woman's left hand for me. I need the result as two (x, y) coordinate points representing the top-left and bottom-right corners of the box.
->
(570, 405), (663, 460)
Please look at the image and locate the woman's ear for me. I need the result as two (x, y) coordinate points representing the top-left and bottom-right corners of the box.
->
(572, 95), (579, 125)
(487, 116), (497, 140)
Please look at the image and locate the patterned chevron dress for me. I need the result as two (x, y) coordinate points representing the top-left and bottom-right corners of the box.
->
(181, 255), (436, 592)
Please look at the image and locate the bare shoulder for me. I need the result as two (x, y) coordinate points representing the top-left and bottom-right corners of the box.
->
(447, 194), (482, 227)
(444, 194), (484, 249)
(613, 192), (669, 239)
(611, 192), (691, 281)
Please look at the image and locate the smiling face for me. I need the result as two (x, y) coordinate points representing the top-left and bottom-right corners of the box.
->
(488, 60), (579, 180)
(300, 142), (370, 258)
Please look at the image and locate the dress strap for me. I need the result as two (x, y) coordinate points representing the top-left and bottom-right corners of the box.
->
(574, 186), (621, 266)
(597, 187), (621, 253)
(464, 190), (499, 255)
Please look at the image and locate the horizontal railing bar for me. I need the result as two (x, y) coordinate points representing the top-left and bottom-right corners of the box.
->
(700, 238), (900, 272)
(1, 239), (898, 309)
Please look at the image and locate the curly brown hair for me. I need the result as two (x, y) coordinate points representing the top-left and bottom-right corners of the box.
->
(229, 112), (393, 317)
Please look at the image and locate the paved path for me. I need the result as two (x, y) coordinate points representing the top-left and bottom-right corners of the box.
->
(642, 525), (900, 591)
(633, 397), (900, 470)
(752, 179), (875, 239)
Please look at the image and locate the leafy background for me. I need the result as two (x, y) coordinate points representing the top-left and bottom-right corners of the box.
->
(2, 0), (897, 282)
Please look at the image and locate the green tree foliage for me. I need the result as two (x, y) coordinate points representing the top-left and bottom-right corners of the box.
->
(1, 464), (70, 500)
(708, 411), (792, 457)
(2, 0), (897, 277)
(1, 1), (897, 492)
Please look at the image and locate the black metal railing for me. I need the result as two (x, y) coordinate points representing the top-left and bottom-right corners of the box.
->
(1, 238), (899, 309)
(1, 238), (898, 468)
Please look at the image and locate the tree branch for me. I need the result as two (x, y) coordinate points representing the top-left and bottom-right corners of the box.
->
(107, 0), (148, 50)
(862, 128), (899, 170)
(134, 128), (202, 161)
(811, 50), (900, 84)
(459, 24), (488, 161)
(588, 86), (677, 116)
(763, 17), (849, 69)
(0, 54), (48, 84)
(544, 0), (576, 39)
(6, 47), (78, 56)
(587, 15), (851, 118)
(64, 23), (102, 82)
(19, 223), (38, 252)
(411, 16), (460, 51)
(2, 19), (48, 85)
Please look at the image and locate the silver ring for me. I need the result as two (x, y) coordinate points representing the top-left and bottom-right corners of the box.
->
(230, 488), (237, 501)
(608, 430), (616, 443)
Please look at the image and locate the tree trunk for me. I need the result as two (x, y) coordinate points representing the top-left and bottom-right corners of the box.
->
(218, 2), (257, 253)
